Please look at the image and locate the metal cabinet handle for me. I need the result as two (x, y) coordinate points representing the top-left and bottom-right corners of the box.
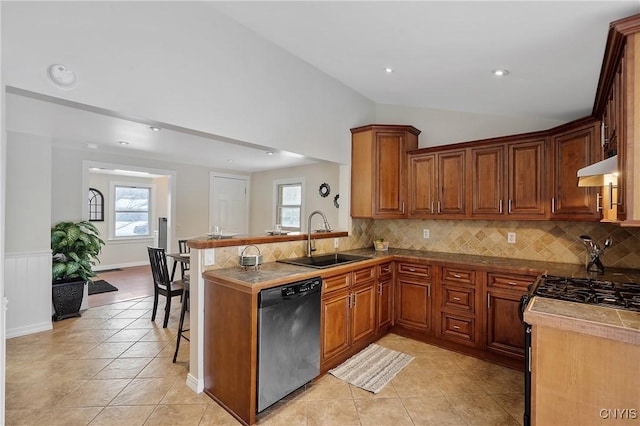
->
(401, 202), (405, 214)
(453, 297), (461, 301)
(430, 201), (434, 214)
(499, 199), (503, 214)
(487, 293), (491, 308)
(378, 283), (383, 296)
(453, 325), (460, 330)
(427, 284), (431, 298)
(437, 201), (441, 214)
(596, 192), (602, 212)
(409, 268), (416, 272)
(508, 282), (517, 286)
(508, 199), (512, 214)
(453, 274), (461, 279)
(551, 197), (555, 213)
(352, 293), (356, 307)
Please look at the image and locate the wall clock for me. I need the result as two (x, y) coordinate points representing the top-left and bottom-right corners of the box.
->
(319, 182), (330, 197)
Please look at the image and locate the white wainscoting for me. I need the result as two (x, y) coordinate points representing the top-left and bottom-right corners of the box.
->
(4, 251), (53, 338)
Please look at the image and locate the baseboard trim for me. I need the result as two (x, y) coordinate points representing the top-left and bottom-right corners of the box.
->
(186, 373), (202, 393)
(6, 321), (52, 339)
(94, 260), (148, 271)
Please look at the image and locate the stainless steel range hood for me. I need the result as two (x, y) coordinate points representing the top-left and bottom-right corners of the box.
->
(577, 155), (618, 187)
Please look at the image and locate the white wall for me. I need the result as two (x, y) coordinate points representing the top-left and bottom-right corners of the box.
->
(376, 103), (565, 148)
(5, 131), (53, 338)
(249, 162), (341, 234)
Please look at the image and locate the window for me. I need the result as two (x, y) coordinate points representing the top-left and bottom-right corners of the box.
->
(113, 185), (151, 237)
(276, 181), (302, 231)
(88, 188), (104, 222)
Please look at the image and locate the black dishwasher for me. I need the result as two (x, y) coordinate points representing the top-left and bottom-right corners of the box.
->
(257, 276), (322, 412)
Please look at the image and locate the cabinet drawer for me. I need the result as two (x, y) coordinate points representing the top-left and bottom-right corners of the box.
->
(487, 273), (536, 291)
(378, 262), (393, 278)
(323, 273), (351, 293)
(397, 262), (432, 278)
(441, 285), (475, 313)
(440, 313), (475, 343)
(442, 267), (475, 286)
(353, 267), (375, 286)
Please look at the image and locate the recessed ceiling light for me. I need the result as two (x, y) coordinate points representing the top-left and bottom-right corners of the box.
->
(118, 140), (130, 145)
(46, 64), (77, 89)
(149, 126), (161, 132)
(492, 69), (509, 77)
(384, 67), (394, 74)
(266, 151), (274, 156)
(227, 159), (233, 163)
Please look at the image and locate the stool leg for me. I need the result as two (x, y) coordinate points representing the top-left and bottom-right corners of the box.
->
(173, 288), (189, 363)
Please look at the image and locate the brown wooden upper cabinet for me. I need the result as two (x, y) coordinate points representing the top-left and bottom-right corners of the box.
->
(408, 148), (467, 218)
(471, 145), (505, 217)
(351, 125), (420, 219)
(549, 120), (601, 221)
(506, 137), (547, 218)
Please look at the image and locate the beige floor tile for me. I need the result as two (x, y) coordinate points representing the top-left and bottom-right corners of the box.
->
(112, 309), (150, 319)
(19, 407), (103, 426)
(93, 357), (153, 379)
(429, 370), (487, 396)
(306, 399), (360, 426)
(256, 400), (307, 425)
(413, 353), (462, 372)
(140, 327), (178, 342)
(350, 381), (399, 399)
(105, 328), (150, 342)
(58, 378), (132, 407)
(88, 405), (155, 425)
(110, 377), (178, 405)
(119, 340), (168, 358)
(161, 378), (213, 405)
(125, 318), (158, 329)
(391, 369), (444, 398)
(355, 398), (413, 426)
(97, 317), (138, 330)
(402, 396), (467, 425)
(294, 374), (353, 401)
(143, 403), (208, 425)
(79, 342), (134, 359)
(200, 404), (244, 425)
(469, 367), (524, 395)
(138, 356), (188, 378)
(447, 394), (520, 426)
(491, 393), (525, 423)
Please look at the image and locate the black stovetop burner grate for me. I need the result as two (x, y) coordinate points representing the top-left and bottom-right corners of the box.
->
(533, 275), (640, 312)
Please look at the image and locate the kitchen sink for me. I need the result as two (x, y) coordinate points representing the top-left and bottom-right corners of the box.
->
(277, 253), (369, 269)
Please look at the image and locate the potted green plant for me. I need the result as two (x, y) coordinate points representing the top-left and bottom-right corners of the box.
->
(51, 220), (105, 321)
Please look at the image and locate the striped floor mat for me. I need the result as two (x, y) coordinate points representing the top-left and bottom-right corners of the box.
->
(329, 343), (414, 393)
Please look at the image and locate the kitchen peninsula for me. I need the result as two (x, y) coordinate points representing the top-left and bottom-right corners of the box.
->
(191, 243), (640, 426)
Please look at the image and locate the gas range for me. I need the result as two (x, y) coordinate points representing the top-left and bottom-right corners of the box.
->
(531, 274), (640, 312)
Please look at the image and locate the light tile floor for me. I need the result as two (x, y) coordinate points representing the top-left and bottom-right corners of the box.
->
(6, 296), (524, 425)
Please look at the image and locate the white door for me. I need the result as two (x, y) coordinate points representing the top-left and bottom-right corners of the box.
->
(210, 174), (249, 235)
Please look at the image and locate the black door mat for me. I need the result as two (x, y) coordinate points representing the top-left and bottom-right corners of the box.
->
(88, 280), (118, 295)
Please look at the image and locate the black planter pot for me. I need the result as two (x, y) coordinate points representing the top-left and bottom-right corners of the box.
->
(52, 279), (86, 321)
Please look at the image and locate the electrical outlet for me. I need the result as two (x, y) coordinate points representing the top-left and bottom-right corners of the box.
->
(423, 229), (430, 239)
(204, 248), (215, 266)
(334, 238), (339, 249)
(507, 232), (516, 244)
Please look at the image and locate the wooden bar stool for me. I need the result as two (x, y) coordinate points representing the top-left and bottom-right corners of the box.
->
(173, 279), (190, 363)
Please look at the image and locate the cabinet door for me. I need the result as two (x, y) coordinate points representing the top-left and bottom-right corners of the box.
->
(352, 283), (377, 345)
(408, 153), (436, 217)
(395, 277), (432, 332)
(376, 277), (393, 333)
(321, 290), (351, 363)
(375, 131), (408, 217)
(486, 288), (526, 359)
(471, 145), (505, 217)
(437, 150), (467, 216)
(507, 139), (546, 217)
(550, 122), (600, 220)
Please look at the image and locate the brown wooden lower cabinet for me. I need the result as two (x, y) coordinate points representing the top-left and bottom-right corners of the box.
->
(320, 267), (378, 372)
(376, 275), (393, 333)
(485, 272), (536, 360)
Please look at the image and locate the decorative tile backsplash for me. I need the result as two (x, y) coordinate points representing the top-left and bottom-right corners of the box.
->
(372, 219), (640, 270)
(204, 218), (640, 271)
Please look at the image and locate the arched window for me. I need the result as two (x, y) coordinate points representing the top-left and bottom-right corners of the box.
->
(88, 188), (104, 222)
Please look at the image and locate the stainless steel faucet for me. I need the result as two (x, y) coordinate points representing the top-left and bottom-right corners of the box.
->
(307, 210), (332, 257)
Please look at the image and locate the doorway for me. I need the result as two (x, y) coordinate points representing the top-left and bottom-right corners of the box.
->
(209, 173), (249, 234)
